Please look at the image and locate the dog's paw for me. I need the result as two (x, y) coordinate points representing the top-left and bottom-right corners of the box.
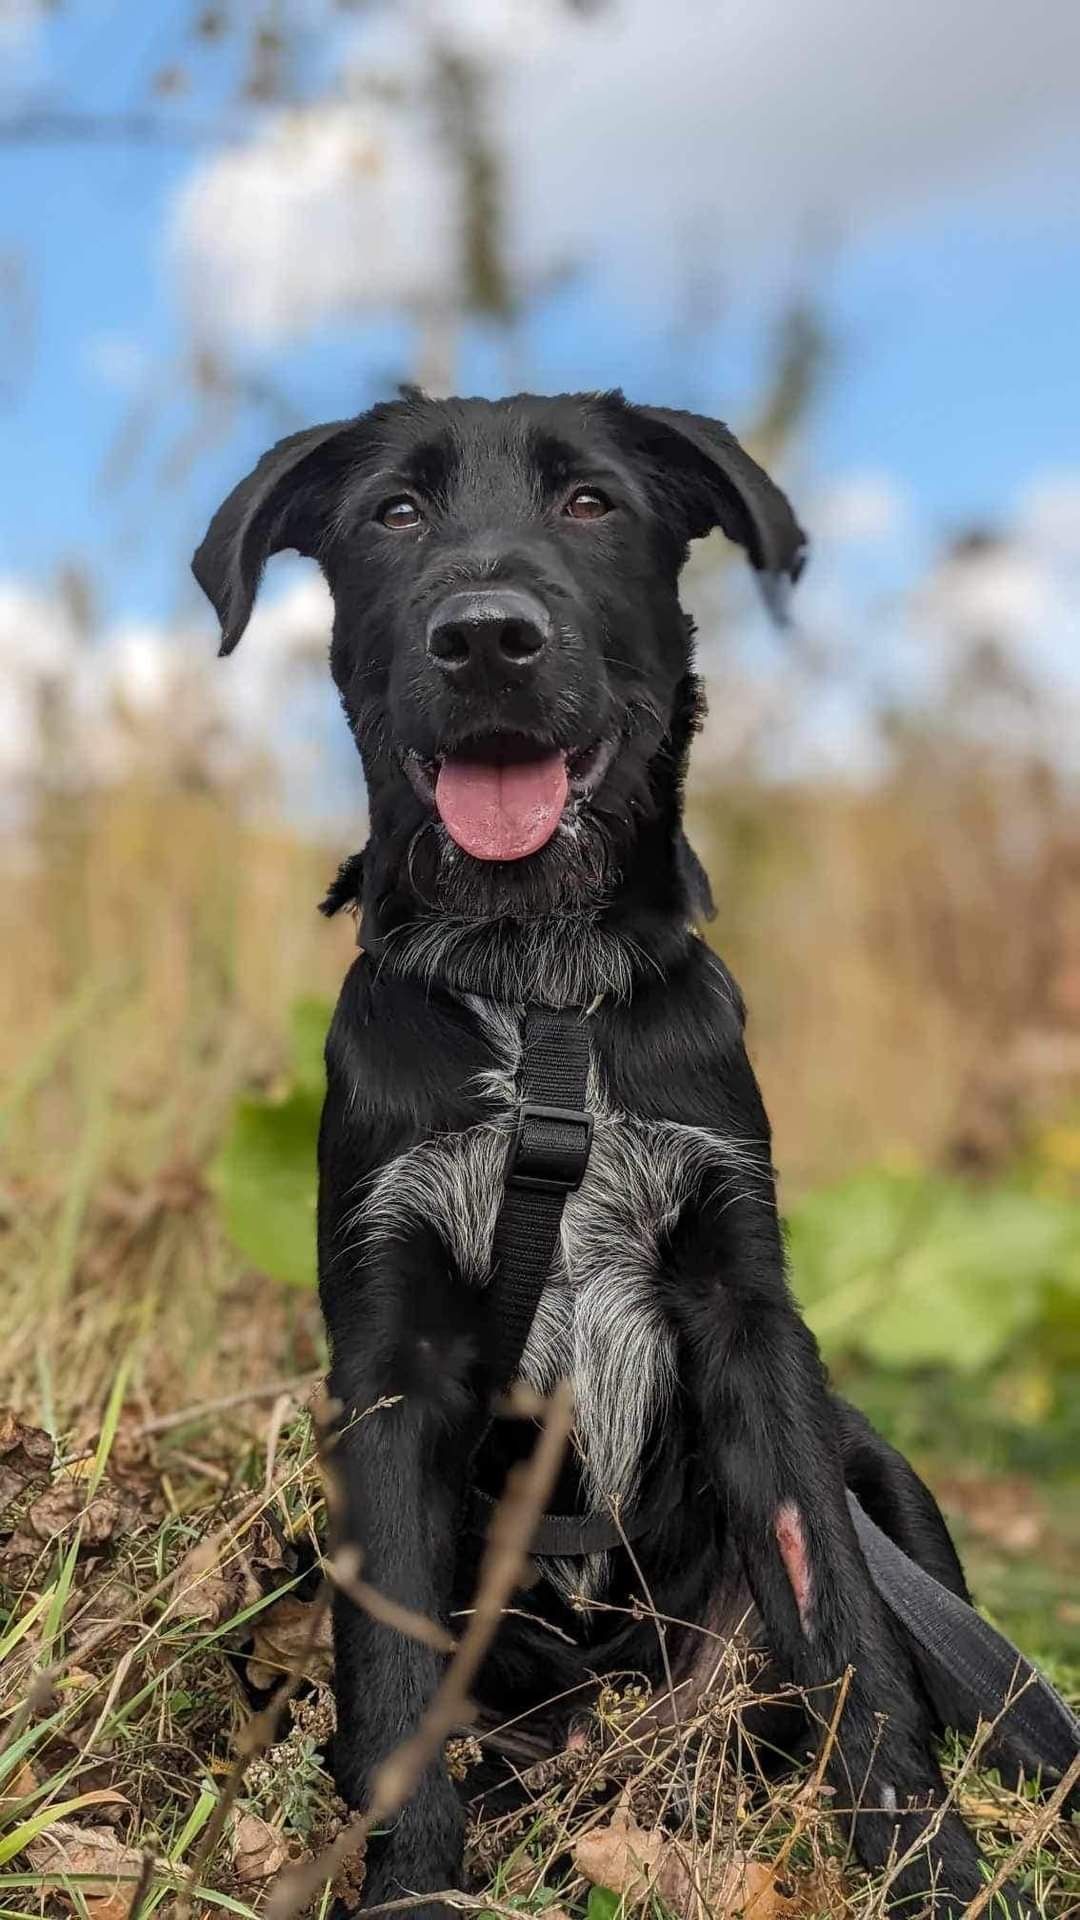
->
(348, 1869), (461, 1920)
(350, 1839), (463, 1920)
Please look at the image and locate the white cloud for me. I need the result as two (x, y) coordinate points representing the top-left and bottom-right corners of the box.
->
(0, 582), (80, 786)
(922, 541), (1059, 644)
(813, 472), (911, 544)
(501, 0), (1080, 291)
(0, 569), (341, 814)
(172, 0), (1080, 343)
(1017, 473), (1080, 558)
(172, 100), (458, 344)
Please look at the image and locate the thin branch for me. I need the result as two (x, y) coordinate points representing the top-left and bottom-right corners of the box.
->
(263, 1383), (575, 1920)
(0, 107), (247, 147)
(134, 1373), (317, 1440)
(961, 1749), (1080, 1919)
(126, 1849), (157, 1920)
(327, 1544), (457, 1656)
(173, 1577), (332, 1920)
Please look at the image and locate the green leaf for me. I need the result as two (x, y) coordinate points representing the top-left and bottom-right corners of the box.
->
(211, 1088), (320, 1289)
(787, 1169), (1080, 1375)
(587, 1887), (622, 1920)
(289, 996), (333, 1097)
(209, 995), (332, 1289)
(858, 1188), (1065, 1373)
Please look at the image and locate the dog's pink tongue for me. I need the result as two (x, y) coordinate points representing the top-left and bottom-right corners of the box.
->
(435, 752), (568, 861)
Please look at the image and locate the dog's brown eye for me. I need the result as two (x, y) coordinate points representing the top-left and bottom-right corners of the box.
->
(378, 496), (422, 530)
(565, 487), (611, 521)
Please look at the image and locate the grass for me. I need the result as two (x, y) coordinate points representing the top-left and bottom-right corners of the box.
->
(2, 784), (1079, 1916)
(2, 1384), (1077, 1919)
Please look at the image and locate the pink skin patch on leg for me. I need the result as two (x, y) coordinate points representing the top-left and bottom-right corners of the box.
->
(775, 1501), (813, 1632)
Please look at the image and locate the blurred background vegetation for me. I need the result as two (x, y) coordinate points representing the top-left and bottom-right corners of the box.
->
(2, 0), (1078, 1686)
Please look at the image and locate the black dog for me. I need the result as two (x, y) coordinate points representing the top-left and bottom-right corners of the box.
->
(194, 391), (1041, 1918)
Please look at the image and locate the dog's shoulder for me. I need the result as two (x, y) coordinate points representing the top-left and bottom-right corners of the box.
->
(594, 937), (769, 1141)
(323, 953), (499, 1139)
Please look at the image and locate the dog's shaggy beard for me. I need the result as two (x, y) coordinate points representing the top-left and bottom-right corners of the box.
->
(374, 711), (676, 1003)
(381, 801), (632, 1005)
(334, 693), (690, 1004)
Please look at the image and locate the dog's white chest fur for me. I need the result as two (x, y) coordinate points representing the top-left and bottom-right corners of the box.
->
(354, 999), (754, 1525)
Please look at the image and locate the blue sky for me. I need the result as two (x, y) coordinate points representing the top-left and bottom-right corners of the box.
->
(2, 0), (1079, 654)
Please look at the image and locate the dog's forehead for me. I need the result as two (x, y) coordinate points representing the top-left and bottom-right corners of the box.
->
(381, 394), (624, 505)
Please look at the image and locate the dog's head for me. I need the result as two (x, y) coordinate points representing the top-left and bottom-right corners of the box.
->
(194, 390), (805, 944)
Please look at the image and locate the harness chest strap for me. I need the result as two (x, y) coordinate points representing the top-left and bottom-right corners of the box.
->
(484, 1003), (594, 1397)
(471, 1001), (643, 1557)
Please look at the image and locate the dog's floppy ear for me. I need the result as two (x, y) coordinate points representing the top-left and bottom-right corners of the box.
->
(633, 404), (808, 616)
(192, 418), (359, 654)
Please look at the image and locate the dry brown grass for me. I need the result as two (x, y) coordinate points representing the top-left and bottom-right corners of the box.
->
(0, 1388), (1077, 1919)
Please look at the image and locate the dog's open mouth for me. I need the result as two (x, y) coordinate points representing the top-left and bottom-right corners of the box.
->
(404, 735), (616, 862)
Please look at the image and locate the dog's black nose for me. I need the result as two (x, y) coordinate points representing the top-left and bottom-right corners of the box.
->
(426, 588), (552, 687)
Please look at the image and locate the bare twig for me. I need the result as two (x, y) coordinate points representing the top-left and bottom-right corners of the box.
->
(328, 1544), (457, 1656)
(264, 1383), (575, 1920)
(126, 1849), (157, 1920)
(173, 1578), (333, 1920)
(961, 1749), (1080, 1919)
(138, 1373), (318, 1439)
(613, 1501), (694, 1822)
(743, 1665), (851, 1915)
(0, 108), (248, 146)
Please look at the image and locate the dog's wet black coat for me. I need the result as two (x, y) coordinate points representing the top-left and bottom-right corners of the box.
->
(195, 391), (1038, 1918)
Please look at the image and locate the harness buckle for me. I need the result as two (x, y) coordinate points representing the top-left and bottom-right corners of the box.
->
(506, 1102), (594, 1193)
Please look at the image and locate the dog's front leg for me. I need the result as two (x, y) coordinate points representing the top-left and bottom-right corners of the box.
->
(323, 1226), (483, 1919)
(673, 1179), (1037, 1919)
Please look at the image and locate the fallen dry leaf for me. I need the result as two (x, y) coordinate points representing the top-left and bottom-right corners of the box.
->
(26, 1819), (143, 1896)
(245, 1591), (333, 1690)
(171, 1538), (239, 1625)
(1, 1473), (154, 1578)
(574, 1799), (800, 1920)
(232, 1809), (291, 1884)
(573, 1798), (665, 1906)
(707, 1857), (797, 1919)
(0, 1758), (38, 1808)
(0, 1407), (54, 1513)
(25, 1481), (122, 1547)
(85, 1895), (136, 1920)
(107, 1408), (160, 1496)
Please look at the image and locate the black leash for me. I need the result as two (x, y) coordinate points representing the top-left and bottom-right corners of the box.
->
(849, 1493), (1080, 1785)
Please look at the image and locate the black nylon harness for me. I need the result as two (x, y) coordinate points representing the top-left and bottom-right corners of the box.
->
(468, 1003), (643, 1558)
(485, 1005), (594, 1399)
(467, 997), (1080, 1784)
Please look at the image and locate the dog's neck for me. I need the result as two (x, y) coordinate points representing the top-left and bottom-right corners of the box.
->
(368, 903), (677, 1007)
(351, 811), (708, 1007)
